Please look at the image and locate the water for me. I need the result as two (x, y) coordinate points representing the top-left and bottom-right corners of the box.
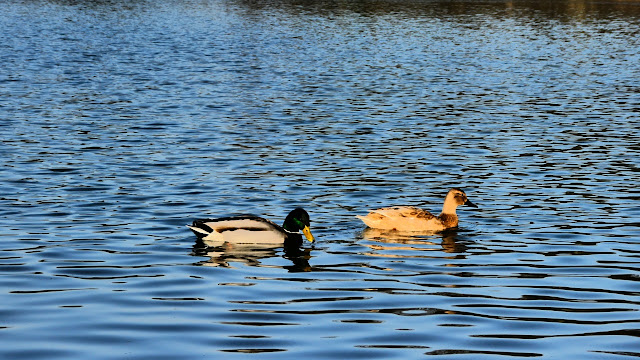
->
(1, 0), (640, 358)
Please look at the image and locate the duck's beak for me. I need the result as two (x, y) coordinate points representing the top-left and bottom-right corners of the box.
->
(465, 199), (478, 208)
(302, 226), (314, 243)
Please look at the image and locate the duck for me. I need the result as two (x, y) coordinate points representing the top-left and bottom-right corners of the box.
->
(187, 208), (314, 248)
(356, 188), (477, 232)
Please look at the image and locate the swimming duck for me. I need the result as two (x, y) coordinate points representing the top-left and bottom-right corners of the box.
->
(356, 188), (477, 232)
(187, 208), (314, 247)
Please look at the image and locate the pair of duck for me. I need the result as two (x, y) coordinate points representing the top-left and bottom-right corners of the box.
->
(188, 188), (477, 247)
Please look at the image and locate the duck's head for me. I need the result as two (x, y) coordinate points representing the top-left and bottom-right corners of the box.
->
(443, 188), (478, 213)
(283, 208), (314, 243)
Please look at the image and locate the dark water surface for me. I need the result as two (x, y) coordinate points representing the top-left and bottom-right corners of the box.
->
(1, 0), (640, 358)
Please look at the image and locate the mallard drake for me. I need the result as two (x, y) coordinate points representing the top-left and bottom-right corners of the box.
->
(356, 188), (477, 232)
(187, 208), (314, 247)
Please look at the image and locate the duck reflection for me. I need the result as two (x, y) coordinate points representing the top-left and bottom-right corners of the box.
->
(361, 228), (468, 254)
(191, 239), (312, 272)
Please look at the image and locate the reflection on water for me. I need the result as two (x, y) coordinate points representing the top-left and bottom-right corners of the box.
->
(1, 0), (640, 359)
(192, 239), (312, 272)
(361, 228), (469, 254)
(235, 0), (640, 19)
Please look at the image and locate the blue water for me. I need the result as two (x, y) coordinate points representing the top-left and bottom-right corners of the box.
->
(1, 0), (640, 358)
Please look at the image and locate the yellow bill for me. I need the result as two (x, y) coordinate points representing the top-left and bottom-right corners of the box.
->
(302, 226), (314, 243)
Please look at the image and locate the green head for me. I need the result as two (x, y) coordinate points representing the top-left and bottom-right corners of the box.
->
(282, 208), (314, 243)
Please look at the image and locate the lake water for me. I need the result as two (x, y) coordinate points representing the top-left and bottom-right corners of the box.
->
(1, 0), (640, 358)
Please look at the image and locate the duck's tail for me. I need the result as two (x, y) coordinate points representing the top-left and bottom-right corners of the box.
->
(186, 220), (212, 239)
(356, 214), (383, 228)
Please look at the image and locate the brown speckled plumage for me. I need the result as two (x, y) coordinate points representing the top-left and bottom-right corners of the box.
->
(356, 188), (477, 232)
(438, 213), (458, 229)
